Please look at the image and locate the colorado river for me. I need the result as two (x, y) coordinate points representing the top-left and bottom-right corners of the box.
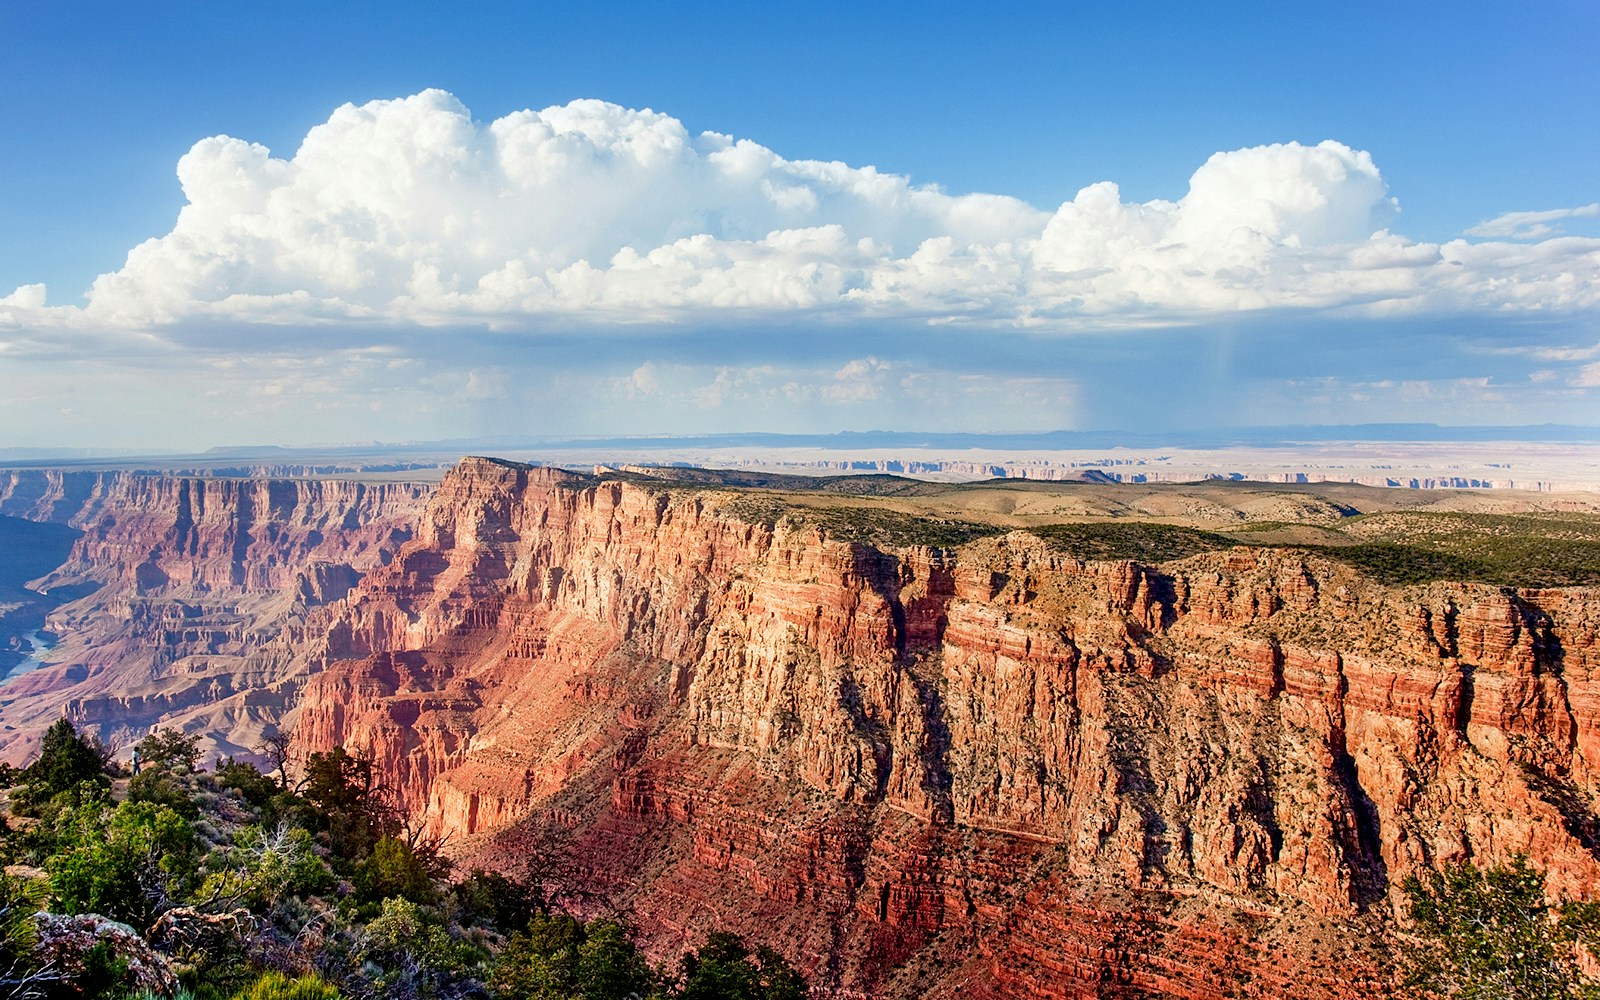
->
(0, 515), (83, 686)
(4, 628), (55, 682)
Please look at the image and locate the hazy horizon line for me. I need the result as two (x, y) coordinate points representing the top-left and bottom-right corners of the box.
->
(3, 422), (1599, 467)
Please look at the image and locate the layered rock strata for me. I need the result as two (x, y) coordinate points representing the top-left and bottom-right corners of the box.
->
(291, 457), (1600, 997)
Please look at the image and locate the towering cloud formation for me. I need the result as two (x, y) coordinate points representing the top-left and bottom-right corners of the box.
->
(5, 89), (1595, 330)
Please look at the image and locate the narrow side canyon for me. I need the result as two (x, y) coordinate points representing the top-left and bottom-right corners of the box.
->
(0, 468), (429, 759)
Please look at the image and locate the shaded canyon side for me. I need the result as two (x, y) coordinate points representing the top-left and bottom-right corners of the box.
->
(0, 469), (430, 760)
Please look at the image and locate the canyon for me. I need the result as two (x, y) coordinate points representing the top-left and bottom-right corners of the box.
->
(0, 467), (429, 759)
(3, 457), (1600, 997)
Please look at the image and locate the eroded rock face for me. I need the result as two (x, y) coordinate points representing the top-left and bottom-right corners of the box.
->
(289, 457), (1600, 998)
(6, 457), (1598, 996)
(0, 471), (429, 760)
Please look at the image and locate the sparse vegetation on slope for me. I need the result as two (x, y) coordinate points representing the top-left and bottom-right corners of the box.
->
(1300, 543), (1489, 587)
(1033, 512), (1600, 588)
(1032, 522), (1237, 562)
(722, 496), (1003, 548)
(1324, 512), (1600, 587)
(553, 466), (1600, 589)
(727, 489), (1600, 588)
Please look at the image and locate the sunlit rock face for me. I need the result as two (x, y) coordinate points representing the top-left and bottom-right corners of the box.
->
(284, 456), (1600, 998)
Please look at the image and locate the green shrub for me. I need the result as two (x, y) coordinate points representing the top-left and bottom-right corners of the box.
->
(574, 920), (652, 1000)
(300, 748), (399, 863)
(128, 767), (199, 818)
(214, 758), (281, 810)
(74, 940), (133, 1000)
(353, 835), (436, 906)
(492, 912), (585, 1000)
(231, 970), (342, 1000)
(47, 800), (198, 924)
(0, 874), (44, 985)
(674, 932), (805, 1000)
(134, 729), (202, 775)
(195, 823), (332, 910)
(454, 868), (541, 934)
(358, 896), (483, 995)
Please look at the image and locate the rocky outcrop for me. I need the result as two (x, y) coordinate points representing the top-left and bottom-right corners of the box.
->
(289, 457), (1600, 997)
(37, 474), (419, 598)
(0, 472), (429, 760)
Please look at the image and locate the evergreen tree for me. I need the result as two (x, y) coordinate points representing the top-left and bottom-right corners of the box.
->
(676, 933), (805, 1000)
(354, 836), (437, 906)
(1402, 856), (1595, 999)
(301, 747), (398, 862)
(18, 718), (108, 810)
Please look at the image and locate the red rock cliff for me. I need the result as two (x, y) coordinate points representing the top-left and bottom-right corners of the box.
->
(291, 457), (1600, 998)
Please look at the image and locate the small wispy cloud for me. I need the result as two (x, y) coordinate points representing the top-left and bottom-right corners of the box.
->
(1465, 203), (1600, 240)
(603, 358), (1076, 429)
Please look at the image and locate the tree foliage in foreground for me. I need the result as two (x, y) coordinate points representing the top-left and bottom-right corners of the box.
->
(672, 932), (806, 1000)
(0, 719), (810, 1000)
(1402, 856), (1600, 999)
(12, 719), (109, 814)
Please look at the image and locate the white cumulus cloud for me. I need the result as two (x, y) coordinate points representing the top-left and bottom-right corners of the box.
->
(0, 284), (48, 309)
(0, 89), (1597, 334)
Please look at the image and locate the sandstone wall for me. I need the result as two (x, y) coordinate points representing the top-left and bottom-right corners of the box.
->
(291, 457), (1600, 997)
(0, 469), (109, 523)
(7, 457), (1596, 995)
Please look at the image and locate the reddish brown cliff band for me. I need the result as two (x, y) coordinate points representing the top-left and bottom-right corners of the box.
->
(279, 457), (1600, 997)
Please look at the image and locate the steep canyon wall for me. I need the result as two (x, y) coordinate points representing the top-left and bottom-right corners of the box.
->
(0, 469), (429, 759)
(288, 458), (1600, 998)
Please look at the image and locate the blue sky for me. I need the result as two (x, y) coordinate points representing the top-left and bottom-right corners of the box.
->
(1, 2), (1597, 449)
